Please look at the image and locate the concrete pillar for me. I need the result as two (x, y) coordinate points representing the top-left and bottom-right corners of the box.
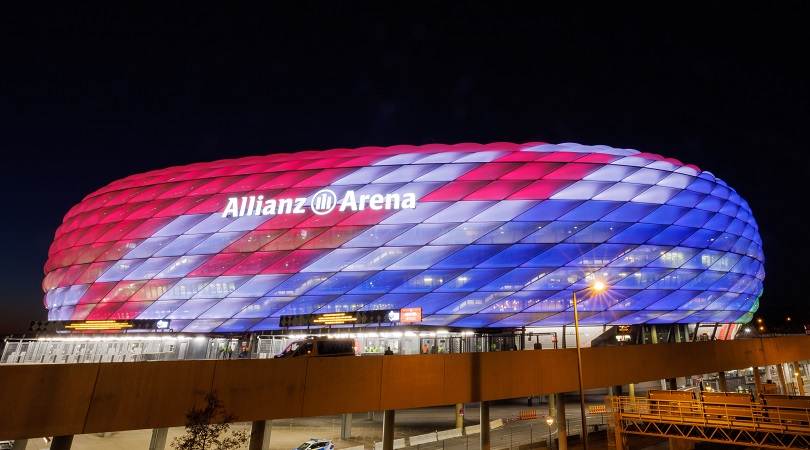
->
(367, 411), (374, 420)
(777, 363), (788, 395)
(150, 427), (168, 450)
(794, 362), (806, 395)
(651, 325), (658, 344)
(718, 372), (728, 392)
(549, 393), (556, 417)
(249, 420), (272, 450)
(50, 435), (74, 450)
(11, 439), (27, 450)
(382, 410), (395, 450)
(480, 400), (491, 450)
(629, 383), (635, 400)
(555, 393), (567, 450)
(752, 366), (763, 399)
(341, 413), (352, 440)
(455, 403), (464, 428)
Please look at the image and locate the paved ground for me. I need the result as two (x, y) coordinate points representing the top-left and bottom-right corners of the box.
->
(11, 398), (670, 450)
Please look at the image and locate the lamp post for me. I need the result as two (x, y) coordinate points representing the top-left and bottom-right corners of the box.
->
(545, 416), (554, 449)
(572, 281), (606, 450)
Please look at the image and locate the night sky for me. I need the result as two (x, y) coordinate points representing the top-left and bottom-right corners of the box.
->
(1, 3), (807, 336)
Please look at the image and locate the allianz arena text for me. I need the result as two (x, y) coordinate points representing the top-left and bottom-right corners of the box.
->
(42, 142), (765, 334)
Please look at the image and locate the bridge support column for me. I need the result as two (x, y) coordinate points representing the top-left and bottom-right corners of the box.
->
(382, 410), (395, 450)
(794, 362), (805, 395)
(752, 366), (763, 399)
(149, 427), (168, 450)
(549, 393), (556, 417)
(249, 420), (272, 450)
(668, 438), (695, 450)
(455, 403), (464, 428)
(777, 363), (788, 395)
(718, 372), (728, 392)
(555, 393), (567, 450)
(341, 414), (352, 439)
(50, 435), (74, 450)
(480, 400), (490, 450)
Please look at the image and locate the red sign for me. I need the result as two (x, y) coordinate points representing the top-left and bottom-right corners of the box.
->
(400, 307), (422, 323)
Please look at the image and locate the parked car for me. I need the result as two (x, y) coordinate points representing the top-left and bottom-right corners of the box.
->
(0, 441), (13, 450)
(294, 438), (334, 450)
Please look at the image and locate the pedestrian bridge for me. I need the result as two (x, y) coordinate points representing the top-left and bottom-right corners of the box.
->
(2, 335), (810, 447)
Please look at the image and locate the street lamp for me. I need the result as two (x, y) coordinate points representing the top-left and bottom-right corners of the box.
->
(545, 415), (554, 449)
(572, 280), (606, 450)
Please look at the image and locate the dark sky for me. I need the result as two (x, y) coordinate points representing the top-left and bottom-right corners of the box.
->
(1, 3), (807, 336)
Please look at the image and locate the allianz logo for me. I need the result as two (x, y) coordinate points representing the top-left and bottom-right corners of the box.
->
(222, 189), (417, 218)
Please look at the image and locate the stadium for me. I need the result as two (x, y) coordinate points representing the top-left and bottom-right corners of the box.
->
(3, 142), (765, 362)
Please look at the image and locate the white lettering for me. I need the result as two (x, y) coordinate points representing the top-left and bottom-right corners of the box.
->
(222, 198), (240, 218)
(293, 198), (306, 213)
(369, 194), (384, 210)
(223, 190), (418, 218)
(339, 191), (358, 212)
(262, 199), (277, 215)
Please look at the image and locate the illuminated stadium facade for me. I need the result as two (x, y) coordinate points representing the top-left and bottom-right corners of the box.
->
(42, 142), (764, 340)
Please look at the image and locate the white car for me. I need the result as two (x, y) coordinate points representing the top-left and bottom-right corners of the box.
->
(0, 441), (12, 450)
(294, 438), (334, 450)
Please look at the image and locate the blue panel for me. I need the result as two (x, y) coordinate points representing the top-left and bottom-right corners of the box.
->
(381, 201), (451, 224)
(523, 267), (584, 291)
(647, 310), (693, 324)
(592, 183), (649, 201)
(608, 289), (668, 311)
(681, 249), (724, 270)
(154, 214), (209, 236)
(708, 233), (739, 252)
(484, 290), (550, 312)
(645, 247), (699, 269)
(62, 285), (90, 307)
(695, 195), (724, 212)
(725, 218), (747, 236)
(153, 234), (211, 257)
(425, 201), (497, 223)
(480, 268), (550, 291)
(569, 244), (634, 267)
(334, 166), (396, 184)
(449, 314), (505, 327)
(123, 257), (177, 280)
(703, 213), (733, 232)
(609, 310), (667, 324)
(648, 269), (701, 289)
(97, 259), (146, 282)
(583, 164), (639, 181)
(361, 293), (421, 310)
(220, 214), (273, 232)
(609, 245), (672, 268)
(391, 269), (467, 293)
(611, 268), (674, 289)
(559, 201), (623, 221)
(666, 190), (705, 208)
(552, 181), (613, 199)
(606, 223), (668, 245)
(415, 162), (480, 181)
(639, 205), (689, 225)
(623, 168), (670, 185)
(436, 291), (511, 314)
(676, 291), (720, 310)
(274, 295), (336, 315)
(349, 270), (421, 294)
(138, 299), (187, 319)
(402, 292), (465, 314)
(565, 222), (631, 243)
(471, 200), (539, 222)
(475, 222), (547, 245)
(649, 291), (699, 310)
(387, 246), (464, 270)
(179, 319), (223, 333)
(232, 296), (295, 318)
(343, 247), (418, 271)
(124, 237), (176, 259)
(189, 232), (248, 255)
(645, 226), (697, 246)
(682, 271), (727, 290)
(601, 202), (659, 222)
(710, 253), (742, 272)
(476, 244), (549, 268)
(185, 215), (234, 234)
(319, 294), (375, 311)
(167, 298), (220, 319)
(386, 223), (460, 246)
(214, 318), (262, 332)
(673, 209), (713, 228)
(158, 277), (216, 300)
(521, 221), (590, 244)
(200, 297), (257, 319)
(435, 244), (509, 269)
(523, 244), (589, 267)
(514, 200), (583, 221)
(229, 274), (291, 297)
(306, 272), (373, 294)
(436, 268), (511, 292)
(373, 164), (436, 183)
(301, 248), (376, 272)
(342, 224), (415, 247)
(431, 222), (503, 245)
(268, 273), (331, 296)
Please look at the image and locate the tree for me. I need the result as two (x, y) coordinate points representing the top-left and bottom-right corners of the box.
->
(171, 390), (249, 450)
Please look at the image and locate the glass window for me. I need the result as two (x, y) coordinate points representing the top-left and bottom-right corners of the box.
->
(153, 234), (211, 257)
(154, 255), (211, 279)
(233, 296), (295, 318)
(153, 214), (209, 236)
(438, 244), (511, 268)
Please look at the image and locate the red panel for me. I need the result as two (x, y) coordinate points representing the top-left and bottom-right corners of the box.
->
(260, 249), (331, 273)
(109, 301), (154, 319)
(457, 163), (522, 181)
(130, 183), (177, 202)
(97, 204), (142, 224)
(299, 157), (353, 170)
(123, 217), (174, 239)
(74, 242), (115, 265)
(544, 163), (602, 180)
(187, 177), (242, 196)
(420, 181), (488, 201)
(124, 199), (176, 220)
(463, 180), (533, 200)
(507, 180), (575, 199)
(154, 196), (210, 217)
(129, 279), (181, 302)
(75, 223), (117, 245)
(256, 209), (314, 229)
(97, 240), (144, 262)
(500, 162), (564, 180)
(97, 220), (144, 242)
(258, 228), (326, 251)
(335, 154), (389, 167)
(85, 301), (127, 320)
(294, 168), (355, 187)
(188, 254), (250, 277)
(337, 208), (398, 226)
(69, 303), (96, 320)
(223, 251), (289, 275)
(296, 209), (354, 228)
(574, 153), (621, 164)
(74, 261), (117, 284)
(257, 172), (315, 189)
(77, 281), (118, 304)
(536, 152), (582, 162)
(58, 264), (90, 287)
(156, 180), (210, 199)
(223, 229), (287, 253)
(221, 173), (280, 192)
(300, 226), (367, 249)
(100, 280), (149, 303)
(42, 269), (68, 291)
